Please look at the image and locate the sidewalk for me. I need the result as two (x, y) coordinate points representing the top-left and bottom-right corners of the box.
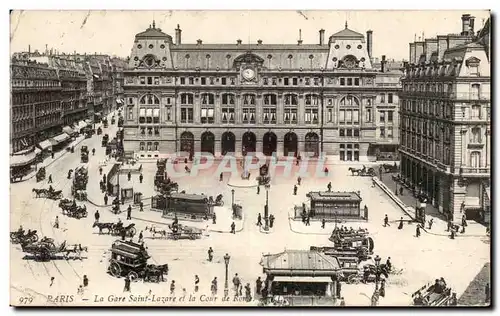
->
(374, 175), (487, 238)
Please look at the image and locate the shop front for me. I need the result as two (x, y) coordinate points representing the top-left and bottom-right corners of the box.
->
(10, 147), (37, 181)
(50, 133), (71, 152)
(297, 191), (363, 220)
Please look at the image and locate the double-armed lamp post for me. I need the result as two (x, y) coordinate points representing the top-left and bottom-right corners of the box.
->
(223, 253), (231, 298)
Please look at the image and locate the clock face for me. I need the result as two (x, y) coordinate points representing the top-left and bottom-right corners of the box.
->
(242, 68), (255, 80)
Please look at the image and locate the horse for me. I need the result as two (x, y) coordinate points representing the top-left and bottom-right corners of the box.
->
(92, 221), (114, 234)
(348, 167), (362, 176)
(63, 244), (88, 260)
(32, 188), (47, 198)
(146, 226), (168, 239)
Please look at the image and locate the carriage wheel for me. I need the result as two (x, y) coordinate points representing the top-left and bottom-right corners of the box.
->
(40, 248), (51, 261)
(348, 274), (360, 284)
(30, 234), (39, 243)
(172, 234), (179, 240)
(189, 234), (196, 240)
(219, 201), (224, 207)
(128, 227), (137, 237)
(128, 271), (139, 282)
(109, 262), (122, 277)
(82, 210), (88, 218)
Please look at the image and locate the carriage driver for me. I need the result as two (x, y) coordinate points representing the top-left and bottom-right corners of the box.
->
(362, 165), (367, 173)
(48, 185), (54, 193)
(116, 218), (123, 230)
(17, 225), (24, 236)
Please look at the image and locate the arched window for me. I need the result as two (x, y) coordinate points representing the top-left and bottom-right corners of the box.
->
(153, 142), (159, 151)
(139, 142), (145, 151)
(222, 93), (235, 105)
(140, 94), (160, 105)
(242, 94), (256, 105)
(471, 105), (481, 120)
(201, 93), (215, 105)
(147, 142), (152, 151)
(340, 95), (360, 106)
(470, 151), (481, 168)
(284, 94), (298, 106)
(263, 94), (277, 106)
(305, 94), (320, 106)
(470, 127), (482, 143)
(180, 93), (194, 105)
(471, 84), (480, 99)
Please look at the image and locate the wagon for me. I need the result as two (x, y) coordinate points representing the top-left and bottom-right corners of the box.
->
(10, 229), (39, 244)
(20, 238), (66, 261)
(113, 223), (137, 237)
(412, 281), (453, 306)
(47, 189), (63, 200)
(167, 223), (202, 240)
(340, 262), (390, 284)
(107, 239), (169, 282)
(208, 194), (224, 207)
(36, 167), (46, 182)
(97, 127), (102, 135)
(81, 152), (89, 163)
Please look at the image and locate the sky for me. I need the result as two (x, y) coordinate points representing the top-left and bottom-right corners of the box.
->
(9, 10), (491, 61)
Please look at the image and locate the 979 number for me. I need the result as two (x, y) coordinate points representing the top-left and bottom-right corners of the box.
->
(19, 296), (34, 304)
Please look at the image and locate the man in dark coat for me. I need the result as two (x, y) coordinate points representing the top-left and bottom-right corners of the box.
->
(257, 213), (262, 226)
(293, 185), (297, 195)
(104, 194), (108, 205)
(127, 205), (132, 220)
(416, 224), (421, 237)
(255, 277), (262, 295)
(94, 210), (100, 222)
(127, 172), (131, 181)
(336, 281), (342, 298)
(139, 173), (143, 184)
(384, 214), (390, 227)
(257, 185), (260, 195)
(124, 276), (130, 292)
(398, 217), (404, 230)
(321, 218), (326, 229)
(231, 222), (236, 234)
(208, 247), (213, 262)
(327, 182), (332, 192)
(269, 215), (275, 228)
(48, 175), (53, 183)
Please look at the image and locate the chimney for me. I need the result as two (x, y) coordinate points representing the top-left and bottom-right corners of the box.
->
(237, 39), (242, 45)
(319, 29), (325, 45)
(45, 44), (48, 55)
(424, 38), (438, 62)
(366, 30), (373, 59)
(257, 39), (263, 45)
(461, 14), (472, 36)
(415, 42), (424, 64)
(297, 29), (303, 45)
(409, 43), (416, 64)
(196, 39), (202, 45)
(437, 35), (448, 62)
(469, 16), (475, 35)
(175, 24), (182, 45)
(28, 45), (31, 54)
(381, 55), (386, 73)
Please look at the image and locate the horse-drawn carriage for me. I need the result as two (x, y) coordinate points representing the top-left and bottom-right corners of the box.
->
(20, 237), (88, 261)
(348, 167), (376, 177)
(156, 181), (179, 195)
(167, 223), (203, 240)
(102, 134), (109, 147)
(340, 261), (390, 284)
(380, 163), (399, 174)
(102, 118), (108, 128)
(93, 221), (137, 237)
(330, 234), (374, 254)
(412, 279), (453, 306)
(59, 199), (88, 219)
(208, 194), (224, 207)
(111, 116), (116, 125)
(257, 164), (271, 185)
(108, 239), (168, 282)
(10, 228), (38, 244)
(72, 188), (87, 201)
(81, 151), (89, 163)
(36, 167), (46, 182)
(73, 166), (89, 191)
(329, 227), (370, 239)
(32, 188), (63, 200)
(97, 127), (102, 135)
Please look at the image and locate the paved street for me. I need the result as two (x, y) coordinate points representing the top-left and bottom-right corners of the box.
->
(10, 120), (490, 306)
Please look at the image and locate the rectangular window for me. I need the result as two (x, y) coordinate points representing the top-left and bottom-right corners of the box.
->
(353, 110), (359, 124)
(283, 109), (298, 124)
(354, 129), (360, 137)
(388, 127), (393, 138)
(180, 108), (193, 123)
(346, 129), (353, 137)
(345, 110), (352, 123)
(242, 108), (256, 124)
(327, 108), (333, 122)
(284, 78), (289, 86)
(201, 77), (206, 85)
(153, 108), (160, 123)
(380, 94), (386, 103)
(146, 109), (153, 123)
(189, 77), (194, 85)
(388, 93), (393, 103)
(339, 129), (345, 137)
(128, 108), (133, 120)
(380, 111), (385, 122)
(340, 78), (345, 86)
(180, 77), (185, 85)
(221, 108), (235, 124)
(221, 78), (227, 85)
(147, 77), (153, 85)
(139, 108), (146, 123)
(263, 78), (268, 85)
(354, 78), (360, 86)
(339, 110), (345, 123)
(388, 111), (393, 122)
(305, 78), (310, 85)
(347, 78), (353, 86)
(292, 78), (298, 85)
(140, 77), (146, 84)
(380, 127), (386, 138)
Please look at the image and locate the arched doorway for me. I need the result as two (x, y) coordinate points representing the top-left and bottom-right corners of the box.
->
(180, 132), (194, 157)
(201, 132), (215, 155)
(221, 132), (236, 155)
(242, 132), (256, 155)
(284, 132), (298, 157)
(263, 132), (277, 156)
(305, 132), (320, 157)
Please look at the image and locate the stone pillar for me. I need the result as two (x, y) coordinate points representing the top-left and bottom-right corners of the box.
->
(235, 139), (242, 158)
(277, 94), (283, 124)
(214, 94), (221, 124)
(461, 129), (467, 165)
(256, 140), (263, 154)
(298, 94), (305, 125)
(214, 139), (221, 157)
(235, 94), (242, 124)
(194, 140), (201, 154)
(277, 141), (284, 157)
(194, 94), (201, 124)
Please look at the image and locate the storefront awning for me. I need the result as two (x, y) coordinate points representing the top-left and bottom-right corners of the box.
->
(116, 99), (123, 104)
(74, 121), (88, 132)
(85, 119), (93, 125)
(62, 126), (75, 136)
(273, 276), (333, 283)
(10, 151), (37, 168)
(50, 133), (70, 145)
(37, 140), (53, 151)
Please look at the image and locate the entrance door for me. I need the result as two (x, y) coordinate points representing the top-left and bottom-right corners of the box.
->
(283, 132), (298, 157)
(354, 151), (359, 161)
(305, 132), (320, 157)
(201, 132), (215, 155)
(221, 132), (236, 155)
(340, 151), (345, 161)
(242, 132), (256, 155)
(180, 132), (194, 157)
(347, 151), (353, 161)
(263, 132), (277, 156)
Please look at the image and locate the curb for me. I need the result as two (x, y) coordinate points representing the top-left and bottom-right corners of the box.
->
(86, 196), (152, 208)
(372, 176), (487, 238)
(288, 216), (331, 236)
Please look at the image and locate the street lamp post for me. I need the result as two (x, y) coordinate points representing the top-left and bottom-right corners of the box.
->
(224, 253), (230, 298)
(231, 189), (235, 207)
(264, 184), (270, 231)
(374, 255), (381, 287)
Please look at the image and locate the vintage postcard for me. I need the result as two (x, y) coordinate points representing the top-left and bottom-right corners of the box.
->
(9, 10), (491, 307)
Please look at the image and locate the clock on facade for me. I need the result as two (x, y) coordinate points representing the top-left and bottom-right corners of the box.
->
(242, 68), (256, 80)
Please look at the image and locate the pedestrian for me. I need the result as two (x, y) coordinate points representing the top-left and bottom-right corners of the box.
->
(485, 283), (490, 304)
(99, 180), (104, 192)
(83, 275), (89, 287)
(48, 174), (53, 183)
(170, 280), (175, 295)
(127, 205), (132, 220)
(104, 194), (108, 205)
(398, 217), (404, 230)
(99, 167), (103, 175)
(321, 218), (326, 229)
(232, 273), (241, 294)
(450, 227), (456, 239)
(50, 277), (54, 287)
(384, 214), (390, 227)
(416, 224), (421, 237)
(140, 201), (144, 212)
(462, 214), (468, 227)
(327, 182), (332, 192)
(94, 210), (100, 222)
(339, 297), (346, 306)
(121, 195), (125, 205)
(231, 222), (236, 234)
(219, 173), (223, 182)
(211, 277), (218, 296)
(460, 224), (466, 234)
(386, 257), (392, 271)
(257, 185), (260, 195)
(380, 279), (386, 297)
(447, 220), (451, 232)
(124, 276), (131, 292)
(138, 231), (143, 243)
(255, 277), (262, 295)
(121, 229), (126, 241)
(194, 275), (200, 292)
(54, 216), (59, 229)
(139, 173), (143, 184)
(305, 215), (310, 226)
(51, 151), (55, 159)
(245, 283), (252, 301)
(212, 213), (216, 225)
(208, 247), (213, 262)
(336, 280), (342, 298)
(428, 218), (433, 230)
(293, 185), (297, 195)
(269, 214), (275, 228)
(324, 167), (329, 176)
(92, 148), (95, 156)
(127, 171), (131, 181)
(257, 213), (262, 226)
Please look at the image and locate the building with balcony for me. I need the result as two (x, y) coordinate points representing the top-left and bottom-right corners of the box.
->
(122, 22), (402, 161)
(399, 14), (491, 223)
(111, 57), (127, 106)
